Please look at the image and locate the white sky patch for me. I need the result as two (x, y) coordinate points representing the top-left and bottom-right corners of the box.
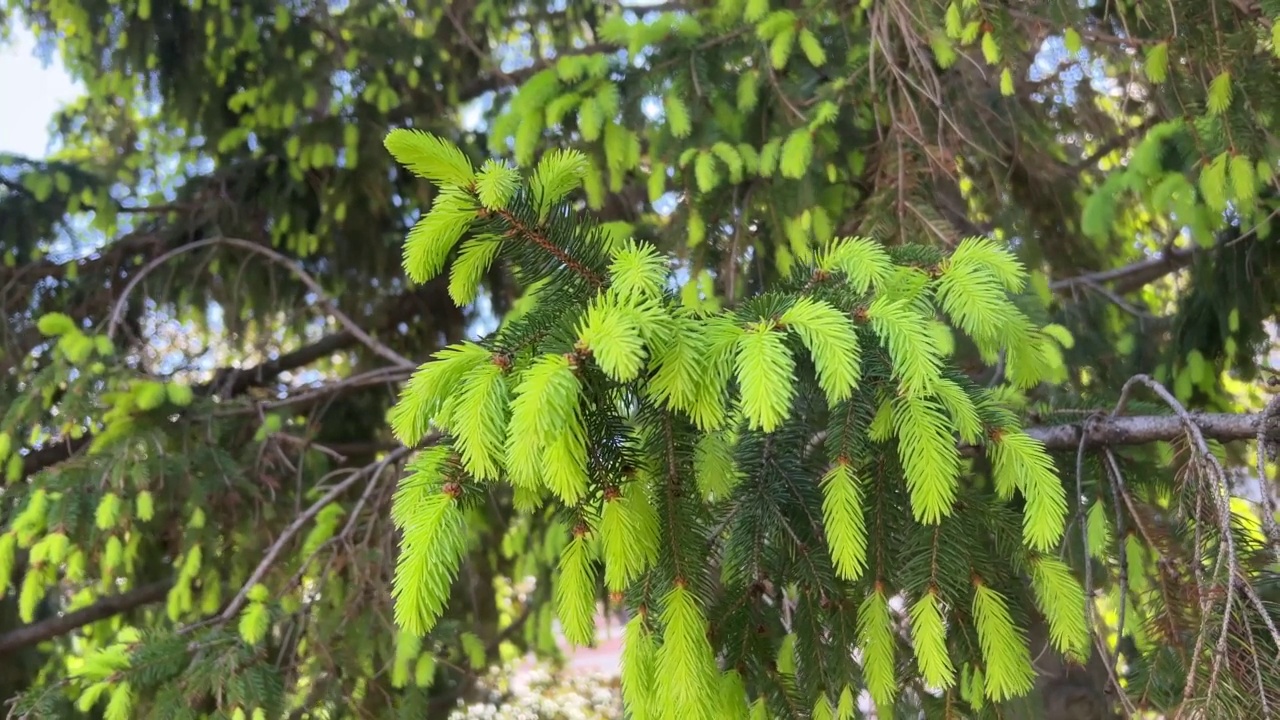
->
(0, 25), (82, 158)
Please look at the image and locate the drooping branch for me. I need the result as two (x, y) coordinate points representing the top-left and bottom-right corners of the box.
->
(0, 580), (173, 656)
(1050, 204), (1278, 299)
(2, 447), (421, 656)
(16, 329), (364, 481)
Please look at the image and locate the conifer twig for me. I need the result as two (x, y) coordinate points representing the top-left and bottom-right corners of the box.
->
(1099, 449), (1133, 689)
(1074, 417), (1130, 708)
(1108, 376), (1239, 706)
(819, 410), (1271, 458)
(490, 208), (605, 288)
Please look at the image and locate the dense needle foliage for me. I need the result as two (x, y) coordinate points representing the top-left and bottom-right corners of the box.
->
(2, 0), (1280, 718)
(381, 131), (1088, 718)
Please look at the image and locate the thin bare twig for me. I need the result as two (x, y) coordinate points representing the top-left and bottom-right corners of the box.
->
(1100, 450), (1133, 688)
(1110, 376), (1239, 710)
(106, 236), (415, 369)
(1076, 416), (1136, 713)
(1255, 392), (1280, 563)
(217, 446), (414, 624)
(338, 456), (398, 553)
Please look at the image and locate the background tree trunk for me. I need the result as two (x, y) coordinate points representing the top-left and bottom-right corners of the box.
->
(1011, 613), (1119, 720)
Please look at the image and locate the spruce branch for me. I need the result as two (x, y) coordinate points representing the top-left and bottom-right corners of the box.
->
(1226, 0), (1273, 27)
(1256, 392), (1280, 562)
(457, 43), (621, 103)
(0, 445), (422, 655)
(1050, 204), (1275, 299)
(866, 408), (1280, 458)
(1074, 424), (1135, 714)
(0, 229), (165, 293)
(16, 331), (363, 482)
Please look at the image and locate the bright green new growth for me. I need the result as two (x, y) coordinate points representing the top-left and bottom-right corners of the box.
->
(972, 582), (1037, 702)
(384, 129), (476, 187)
(506, 353), (582, 491)
(1030, 555), (1091, 661)
(655, 585), (720, 720)
(820, 460), (868, 579)
(555, 530), (598, 646)
(692, 431), (741, 499)
(390, 452), (468, 637)
(531, 148), (591, 220)
(734, 322), (796, 432)
(857, 586), (898, 708)
(609, 239), (668, 302)
(450, 361), (509, 480)
(892, 394), (961, 524)
(381, 130), (1080, 708)
(989, 427), (1068, 550)
(389, 342), (492, 445)
(910, 590), (957, 689)
(621, 613), (658, 720)
(449, 236), (503, 305)
(577, 294), (650, 382)
(401, 187), (478, 283)
(600, 484), (660, 591)
(780, 297), (861, 403)
(865, 296), (945, 397)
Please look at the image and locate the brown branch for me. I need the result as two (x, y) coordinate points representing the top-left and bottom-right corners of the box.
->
(0, 580), (173, 656)
(1026, 411), (1274, 451)
(0, 231), (166, 300)
(491, 208), (605, 287)
(3, 448), (422, 655)
(1227, 0), (1272, 28)
(1050, 245), (1196, 296)
(204, 329), (367, 399)
(1066, 117), (1162, 173)
(1051, 206), (1275, 299)
(17, 329), (361, 481)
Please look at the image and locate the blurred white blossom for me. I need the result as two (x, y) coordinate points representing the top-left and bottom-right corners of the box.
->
(451, 664), (621, 719)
